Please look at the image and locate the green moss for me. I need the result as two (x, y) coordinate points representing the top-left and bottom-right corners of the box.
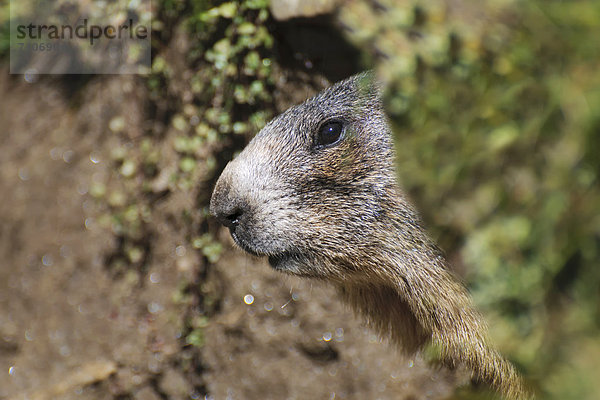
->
(185, 328), (205, 347)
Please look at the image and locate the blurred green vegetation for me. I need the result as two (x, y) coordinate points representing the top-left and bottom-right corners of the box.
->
(95, 0), (275, 268)
(340, 1), (600, 398)
(92, 0), (277, 353)
(0, 2), (9, 58)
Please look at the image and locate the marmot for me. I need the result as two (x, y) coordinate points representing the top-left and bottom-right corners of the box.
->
(210, 72), (532, 399)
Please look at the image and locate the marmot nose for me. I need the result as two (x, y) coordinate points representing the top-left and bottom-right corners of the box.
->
(210, 158), (251, 230)
(215, 206), (243, 229)
(210, 176), (246, 229)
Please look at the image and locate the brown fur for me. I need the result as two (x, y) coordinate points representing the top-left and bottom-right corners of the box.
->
(210, 72), (533, 399)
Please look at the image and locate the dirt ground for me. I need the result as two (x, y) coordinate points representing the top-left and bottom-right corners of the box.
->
(0, 67), (465, 400)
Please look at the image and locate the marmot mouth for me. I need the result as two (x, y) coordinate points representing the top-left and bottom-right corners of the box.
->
(231, 231), (296, 266)
(268, 251), (299, 270)
(230, 231), (301, 270)
(230, 231), (262, 257)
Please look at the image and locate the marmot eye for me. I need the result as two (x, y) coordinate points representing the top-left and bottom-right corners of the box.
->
(316, 120), (344, 147)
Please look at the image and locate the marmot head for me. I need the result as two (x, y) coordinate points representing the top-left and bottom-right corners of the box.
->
(210, 72), (404, 279)
(212, 73), (532, 399)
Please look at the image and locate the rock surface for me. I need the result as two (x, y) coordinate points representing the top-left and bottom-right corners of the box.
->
(270, 0), (340, 20)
